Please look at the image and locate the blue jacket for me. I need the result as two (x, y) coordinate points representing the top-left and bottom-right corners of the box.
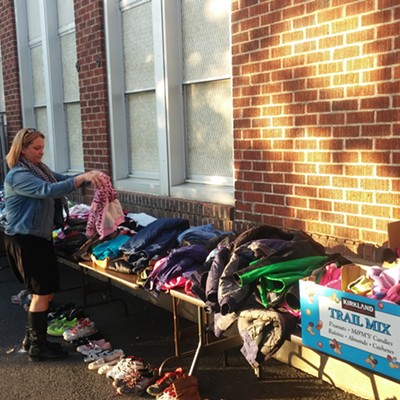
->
(120, 217), (190, 265)
(4, 162), (76, 240)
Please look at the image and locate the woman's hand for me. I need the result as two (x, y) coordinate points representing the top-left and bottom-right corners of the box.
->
(84, 170), (104, 187)
(74, 170), (107, 188)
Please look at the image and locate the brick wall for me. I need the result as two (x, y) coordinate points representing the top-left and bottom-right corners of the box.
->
(231, 0), (400, 258)
(74, 0), (111, 175)
(0, 0), (22, 141)
(2, 0), (400, 261)
(118, 192), (234, 232)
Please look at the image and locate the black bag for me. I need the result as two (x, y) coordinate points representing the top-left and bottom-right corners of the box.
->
(54, 198), (68, 229)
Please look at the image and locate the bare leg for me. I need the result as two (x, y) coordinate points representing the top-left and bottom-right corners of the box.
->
(29, 293), (54, 312)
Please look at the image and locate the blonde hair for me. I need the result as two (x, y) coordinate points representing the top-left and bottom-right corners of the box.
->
(6, 128), (45, 168)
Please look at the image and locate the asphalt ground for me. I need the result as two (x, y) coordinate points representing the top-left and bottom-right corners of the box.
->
(0, 255), (366, 400)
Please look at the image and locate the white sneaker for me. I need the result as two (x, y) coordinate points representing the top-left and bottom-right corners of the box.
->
(106, 356), (144, 380)
(87, 349), (124, 370)
(63, 318), (98, 341)
(97, 360), (119, 375)
(113, 359), (146, 381)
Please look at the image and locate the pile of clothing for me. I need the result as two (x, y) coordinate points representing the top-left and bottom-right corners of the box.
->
(57, 200), (352, 369)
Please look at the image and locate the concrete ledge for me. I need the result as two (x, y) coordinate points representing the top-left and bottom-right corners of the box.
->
(273, 336), (399, 400)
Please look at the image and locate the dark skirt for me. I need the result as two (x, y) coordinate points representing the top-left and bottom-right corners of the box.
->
(4, 234), (60, 295)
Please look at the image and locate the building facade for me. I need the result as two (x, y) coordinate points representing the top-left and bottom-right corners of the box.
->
(1, 0), (399, 261)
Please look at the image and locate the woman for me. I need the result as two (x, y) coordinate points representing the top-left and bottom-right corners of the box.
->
(3, 128), (105, 361)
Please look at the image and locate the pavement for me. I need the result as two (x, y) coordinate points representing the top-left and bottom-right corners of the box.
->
(0, 255), (366, 400)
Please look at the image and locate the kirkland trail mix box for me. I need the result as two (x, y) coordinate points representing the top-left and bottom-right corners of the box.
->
(299, 264), (400, 381)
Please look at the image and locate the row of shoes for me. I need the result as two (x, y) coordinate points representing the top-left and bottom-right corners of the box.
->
(83, 347), (157, 396)
(46, 303), (103, 342)
(80, 338), (185, 397)
(47, 303), (187, 398)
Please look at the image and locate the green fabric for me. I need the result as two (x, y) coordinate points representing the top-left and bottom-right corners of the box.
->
(235, 255), (328, 308)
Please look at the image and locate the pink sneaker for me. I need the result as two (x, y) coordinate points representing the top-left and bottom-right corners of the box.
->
(77, 341), (112, 355)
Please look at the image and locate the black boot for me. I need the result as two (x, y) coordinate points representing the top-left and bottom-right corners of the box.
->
(21, 323), (30, 351)
(28, 311), (68, 361)
(22, 322), (63, 352)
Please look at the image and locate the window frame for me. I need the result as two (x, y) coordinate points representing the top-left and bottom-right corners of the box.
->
(104, 0), (234, 204)
(15, 0), (70, 173)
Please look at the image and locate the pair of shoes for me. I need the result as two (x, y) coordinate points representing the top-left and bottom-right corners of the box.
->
(76, 338), (112, 355)
(87, 349), (125, 370)
(112, 360), (151, 387)
(83, 346), (120, 363)
(116, 365), (159, 396)
(47, 303), (77, 321)
(106, 356), (144, 380)
(97, 359), (120, 375)
(147, 367), (183, 397)
(63, 317), (97, 341)
(47, 317), (78, 336)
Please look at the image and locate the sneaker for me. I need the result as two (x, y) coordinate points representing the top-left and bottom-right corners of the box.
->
(106, 356), (144, 380)
(146, 367), (183, 397)
(87, 350), (124, 370)
(11, 289), (30, 305)
(112, 369), (142, 389)
(76, 339), (112, 355)
(47, 316), (67, 331)
(47, 317), (78, 336)
(83, 343), (112, 363)
(155, 385), (177, 400)
(48, 303), (77, 321)
(117, 366), (158, 396)
(63, 318), (97, 341)
(65, 307), (85, 321)
(112, 362), (153, 388)
(72, 331), (104, 346)
(97, 360), (120, 375)
(88, 357), (111, 371)
(112, 359), (148, 381)
(83, 347), (121, 363)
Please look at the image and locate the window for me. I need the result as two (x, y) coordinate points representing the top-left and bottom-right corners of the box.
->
(58, 0), (83, 172)
(105, 0), (233, 204)
(15, 0), (83, 173)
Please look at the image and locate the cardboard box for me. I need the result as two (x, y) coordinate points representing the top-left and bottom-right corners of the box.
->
(388, 220), (400, 252)
(300, 264), (400, 381)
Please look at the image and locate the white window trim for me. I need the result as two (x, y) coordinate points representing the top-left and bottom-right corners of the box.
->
(15, 0), (69, 173)
(104, 0), (234, 205)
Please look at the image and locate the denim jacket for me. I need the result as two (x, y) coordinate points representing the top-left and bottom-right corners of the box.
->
(4, 163), (76, 240)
